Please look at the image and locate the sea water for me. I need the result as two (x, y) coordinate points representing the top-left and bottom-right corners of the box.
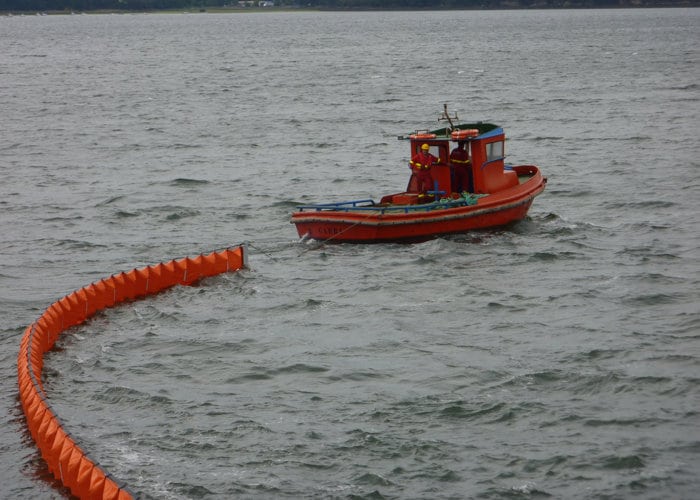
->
(1, 8), (698, 499)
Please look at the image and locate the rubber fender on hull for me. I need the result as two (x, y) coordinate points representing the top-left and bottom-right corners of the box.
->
(17, 245), (248, 499)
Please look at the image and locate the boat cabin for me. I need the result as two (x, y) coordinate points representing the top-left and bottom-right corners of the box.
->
(403, 123), (519, 197)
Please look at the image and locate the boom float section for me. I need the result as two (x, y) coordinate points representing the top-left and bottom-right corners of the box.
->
(17, 245), (247, 499)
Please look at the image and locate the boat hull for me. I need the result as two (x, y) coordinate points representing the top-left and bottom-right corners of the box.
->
(291, 166), (546, 243)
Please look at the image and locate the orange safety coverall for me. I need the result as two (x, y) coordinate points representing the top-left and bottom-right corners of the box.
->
(409, 151), (439, 194)
(450, 145), (471, 193)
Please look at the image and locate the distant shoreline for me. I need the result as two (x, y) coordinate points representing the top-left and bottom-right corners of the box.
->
(2, 4), (699, 16)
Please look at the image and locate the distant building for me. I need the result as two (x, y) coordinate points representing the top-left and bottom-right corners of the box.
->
(237, 0), (275, 5)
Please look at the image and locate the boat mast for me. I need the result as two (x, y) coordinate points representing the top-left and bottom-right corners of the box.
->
(438, 103), (459, 132)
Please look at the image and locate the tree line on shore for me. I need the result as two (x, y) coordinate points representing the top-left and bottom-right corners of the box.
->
(1, 0), (695, 13)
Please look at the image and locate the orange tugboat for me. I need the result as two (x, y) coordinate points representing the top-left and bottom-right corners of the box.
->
(291, 106), (546, 243)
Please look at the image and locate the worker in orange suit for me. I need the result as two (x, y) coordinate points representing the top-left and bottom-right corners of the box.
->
(410, 143), (439, 194)
(449, 141), (472, 193)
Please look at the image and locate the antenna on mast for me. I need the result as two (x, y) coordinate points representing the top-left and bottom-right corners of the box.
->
(438, 103), (459, 131)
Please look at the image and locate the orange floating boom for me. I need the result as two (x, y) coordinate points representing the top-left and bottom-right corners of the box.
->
(17, 245), (247, 499)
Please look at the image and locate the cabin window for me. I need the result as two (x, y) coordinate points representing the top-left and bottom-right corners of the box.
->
(486, 141), (504, 162)
(414, 144), (445, 162)
(436, 145), (448, 162)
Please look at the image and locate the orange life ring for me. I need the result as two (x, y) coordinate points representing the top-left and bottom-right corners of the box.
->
(451, 129), (479, 140)
(409, 133), (437, 140)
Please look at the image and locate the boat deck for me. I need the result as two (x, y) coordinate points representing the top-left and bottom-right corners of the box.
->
(295, 168), (536, 215)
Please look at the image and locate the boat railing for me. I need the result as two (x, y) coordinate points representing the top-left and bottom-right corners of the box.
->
(296, 195), (482, 215)
(295, 199), (376, 211)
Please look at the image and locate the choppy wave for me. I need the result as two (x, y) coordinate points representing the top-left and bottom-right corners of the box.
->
(2, 8), (700, 500)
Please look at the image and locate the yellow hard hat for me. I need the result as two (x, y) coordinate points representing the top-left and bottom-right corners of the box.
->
(421, 143), (430, 151)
